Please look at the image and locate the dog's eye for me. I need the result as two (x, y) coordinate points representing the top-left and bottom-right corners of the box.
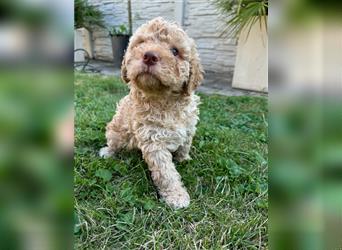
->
(171, 47), (179, 56)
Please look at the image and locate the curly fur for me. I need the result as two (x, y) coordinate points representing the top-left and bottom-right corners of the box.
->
(100, 17), (204, 208)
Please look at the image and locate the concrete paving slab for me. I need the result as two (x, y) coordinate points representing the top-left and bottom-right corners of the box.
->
(76, 60), (267, 97)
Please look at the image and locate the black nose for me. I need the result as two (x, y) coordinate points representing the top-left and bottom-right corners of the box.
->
(143, 51), (158, 66)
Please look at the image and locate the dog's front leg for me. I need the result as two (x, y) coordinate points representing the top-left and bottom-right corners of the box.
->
(142, 147), (190, 209)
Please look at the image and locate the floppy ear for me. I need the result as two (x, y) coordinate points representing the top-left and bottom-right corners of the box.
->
(183, 42), (204, 96)
(121, 53), (130, 83)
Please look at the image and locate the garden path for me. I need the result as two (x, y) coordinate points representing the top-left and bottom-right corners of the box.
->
(79, 60), (267, 97)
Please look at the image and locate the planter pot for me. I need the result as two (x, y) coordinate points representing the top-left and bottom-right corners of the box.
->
(74, 27), (93, 62)
(232, 17), (268, 92)
(110, 35), (130, 67)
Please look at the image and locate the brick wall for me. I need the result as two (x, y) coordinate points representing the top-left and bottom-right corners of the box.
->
(88, 0), (236, 74)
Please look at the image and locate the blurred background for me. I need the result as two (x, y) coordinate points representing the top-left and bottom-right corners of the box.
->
(1, 0), (342, 249)
(269, 0), (342, 249)
(0, 0), (73, 249)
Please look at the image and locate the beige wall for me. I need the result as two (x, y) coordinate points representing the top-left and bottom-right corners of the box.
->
(232, 19), (268, 92)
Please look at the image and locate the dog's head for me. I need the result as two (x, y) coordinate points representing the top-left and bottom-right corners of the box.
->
(121, 17), (203, 96)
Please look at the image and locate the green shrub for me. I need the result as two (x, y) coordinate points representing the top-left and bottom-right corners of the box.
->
(74, 0), (104, 30)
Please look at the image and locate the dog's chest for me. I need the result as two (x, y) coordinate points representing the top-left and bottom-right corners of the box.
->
(133, 98), (199, 152)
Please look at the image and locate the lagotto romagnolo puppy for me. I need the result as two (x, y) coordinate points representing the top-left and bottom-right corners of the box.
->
(99, 17), (204, 208)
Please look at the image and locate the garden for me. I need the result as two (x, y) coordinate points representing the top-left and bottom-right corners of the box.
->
(74, 73), (268, 249)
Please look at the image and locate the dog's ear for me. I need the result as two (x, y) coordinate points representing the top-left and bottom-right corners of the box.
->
(183, 41), (204, 96)
(121, 53), (130, 83)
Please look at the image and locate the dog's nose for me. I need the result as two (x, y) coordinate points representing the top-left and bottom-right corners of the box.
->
(143, 51), (158, 66)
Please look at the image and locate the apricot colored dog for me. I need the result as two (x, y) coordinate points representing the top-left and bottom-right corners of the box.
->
(100, 17), (203, 208)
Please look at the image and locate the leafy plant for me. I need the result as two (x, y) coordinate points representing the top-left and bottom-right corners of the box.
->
(108, 24), (129, 36)
(74, 0), (104, 30)
(214, 0), (268, 38)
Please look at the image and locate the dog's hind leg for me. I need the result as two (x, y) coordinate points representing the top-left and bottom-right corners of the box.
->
(99, 118), (130, 158)
(174, 145), (191, 162)
(174, 136), (193, 162)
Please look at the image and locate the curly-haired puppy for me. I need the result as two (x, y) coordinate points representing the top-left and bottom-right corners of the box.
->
(100, 17), (203, 208)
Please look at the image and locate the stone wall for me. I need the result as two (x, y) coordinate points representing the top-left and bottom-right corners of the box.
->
(88, 0), (236, 74)
(183, 0), (236, 73)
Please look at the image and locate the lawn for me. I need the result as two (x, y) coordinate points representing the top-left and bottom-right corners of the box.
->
(74, 73), (268, 249)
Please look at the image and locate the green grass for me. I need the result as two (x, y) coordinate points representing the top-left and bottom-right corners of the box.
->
(74, 73), (268, 249)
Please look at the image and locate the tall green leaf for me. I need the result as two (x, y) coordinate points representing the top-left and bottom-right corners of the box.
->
(213, 0), (268, 39)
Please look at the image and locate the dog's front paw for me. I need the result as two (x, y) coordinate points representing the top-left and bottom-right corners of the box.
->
(99, 147), (114, 158)
(163, 188), (190, 209)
